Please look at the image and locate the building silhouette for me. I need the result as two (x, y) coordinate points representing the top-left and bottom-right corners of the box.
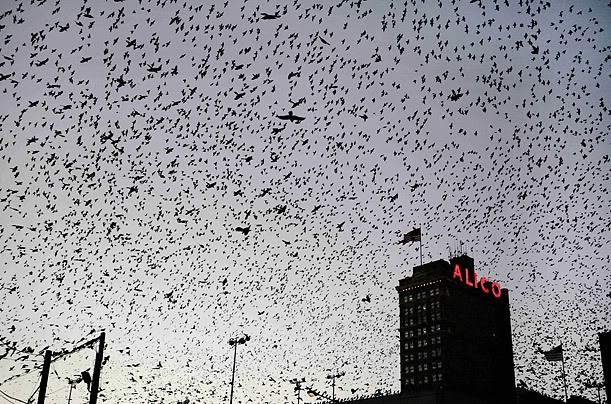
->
(396, 255), (515, 403)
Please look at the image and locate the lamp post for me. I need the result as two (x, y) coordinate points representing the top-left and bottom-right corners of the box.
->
(228, 334), (250, 404)
(66, 377), (81, 404)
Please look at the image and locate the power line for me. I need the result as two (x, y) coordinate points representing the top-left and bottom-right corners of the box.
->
(26, 372), (42, 404)
(0, 340), (45, 359)
(0, 357), (43, 363)
(0, 393), (18, 404)
(1, 335), (101, 387)
(0, 365), (43, 387)
(0, 389), (28, 404)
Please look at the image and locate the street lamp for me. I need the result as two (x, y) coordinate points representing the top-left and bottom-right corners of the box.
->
(228, 334), (250, 404)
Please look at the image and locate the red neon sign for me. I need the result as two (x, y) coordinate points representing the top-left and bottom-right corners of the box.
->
(452, 263), (501, 299)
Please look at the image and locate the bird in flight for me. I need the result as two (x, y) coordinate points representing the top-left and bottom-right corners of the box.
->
(261, 12), (280, 20)
(277, 111), (305, 123)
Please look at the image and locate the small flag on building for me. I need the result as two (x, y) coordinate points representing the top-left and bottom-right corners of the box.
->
(541, 344), (563, 362)
(399, 228), (421, 245)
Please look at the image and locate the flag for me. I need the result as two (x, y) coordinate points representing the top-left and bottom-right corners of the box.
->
(399, 228), (421, 245)
(541, 344), (563, 361)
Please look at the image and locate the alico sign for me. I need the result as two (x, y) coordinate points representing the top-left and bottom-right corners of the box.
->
(452, 263), (502, 300)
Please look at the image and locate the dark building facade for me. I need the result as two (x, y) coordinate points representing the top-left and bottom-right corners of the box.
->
(514, 388), (598, 404)
(395, 255), (515, 404)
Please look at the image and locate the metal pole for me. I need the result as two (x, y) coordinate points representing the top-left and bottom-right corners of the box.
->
(37, 350), (52, 404)
(67, 382), (74, 404)
(229, 342), (238, 404)
(89, 332), (105, 404)
(561, 343), (568, 402)
(332, 378), (335, 402)
(419, 237), (423, 265)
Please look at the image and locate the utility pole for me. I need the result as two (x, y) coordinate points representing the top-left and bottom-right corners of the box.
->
(89, 332), (105, 404)
(37, 350), (52, 404)
(326, 371), (345, 402)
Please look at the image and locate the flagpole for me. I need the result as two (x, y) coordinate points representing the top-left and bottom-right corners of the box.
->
(561, 342), (568, 402)
(419, 235), (422, 266)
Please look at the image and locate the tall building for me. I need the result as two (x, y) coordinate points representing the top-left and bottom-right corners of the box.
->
(396, 255), (515, 404)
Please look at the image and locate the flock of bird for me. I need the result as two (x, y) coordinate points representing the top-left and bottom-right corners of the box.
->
(0, 0), (609, 403)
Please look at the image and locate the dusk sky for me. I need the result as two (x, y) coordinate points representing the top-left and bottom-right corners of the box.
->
(0, 0), (609, 403)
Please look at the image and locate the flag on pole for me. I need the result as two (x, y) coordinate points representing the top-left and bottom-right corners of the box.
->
(541, 344), (563, 362)
(399, 228), (421, 245)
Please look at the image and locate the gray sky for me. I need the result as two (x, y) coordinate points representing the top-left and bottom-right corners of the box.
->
(0, 0), (609, 403)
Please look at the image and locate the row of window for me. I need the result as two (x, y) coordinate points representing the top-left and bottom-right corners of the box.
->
(402, 287), (441, 303)
(404, 336), (443, 350)
(404, 301), (442, 314)
(404, 311), (443, 325)
(405, 361), (442, 374)
(404, 324), (442, 338)
(405, 348), (442, 363)
(404, 373), (443, 385)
